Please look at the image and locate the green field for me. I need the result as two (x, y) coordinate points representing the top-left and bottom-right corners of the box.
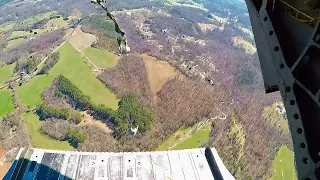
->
(9, 31), (31, 39)
(172, 122), (211, 150)
(263, 102), (289, 133)
(156, 121), (211, 151)
(0, 23), (15, 32)
(0, 63), (15, 86)
(16, 42), (119, 110)
(20, 11), (57, 26)
(156, 123), (192, 151)
(0, 90), (15, 117)
(7, 38), (27, 49)
(9, 29), (50, 40)
(239, 27), (254, 40)
(33, 28), (50, 35)
(232, 37), (257, 55)
(229, 116), (246, 159)
(166, 0), (207, 11)
(23, 112), (73, 150)
(82, 47), (117, 68)
(51, 42), (119, 110)
(8, 11), (59, 40)
(16, 75), (54, 108)
(272, 146), (297, 180)
(67, 12), (81, 22)
(45, 17), (68, 28)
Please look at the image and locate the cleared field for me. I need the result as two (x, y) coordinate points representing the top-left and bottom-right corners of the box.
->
(8, 31), (30, 39)
(213, 116), (246, 177)
(16, 42), (119, 110)
(166, 0), (207, 11)
(78, 111), (113, 134)
(9, 29), (49, 40)
(33, 28), (51, 35)
(51, 42), (119, 110)
(67, 11), (81, 22)
(239, 27), (254, 40)
(229, 116), (246, 160)
(0, 89), (14, 117)
(0, 23), (15, 32)
(272, 146), (297, 180)
(0, 63), (15, 86)
(156, 121), (211, 151)
(198, 23), (218, 31)
(23, 112), (73, 150)
(7, 38), (27, 49)
(82, 47), (117, 68)
(20, 11), (57, 26)
(142, 55), (178, 93)
(16, 75), (54, 108)
(156, 123), (192, 151)
(69, 26), (96, 52)
(262, 102), (289, 133)
(63, 28), (74, 40)
(232, 36), (257, 55)
(172, 122), (211, 150)
(211, 14), (228, 24)
(45, 17), (68, 29)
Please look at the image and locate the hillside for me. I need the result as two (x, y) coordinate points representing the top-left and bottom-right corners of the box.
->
(0, 0), (294, 179)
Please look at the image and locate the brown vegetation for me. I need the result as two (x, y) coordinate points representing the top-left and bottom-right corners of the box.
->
(69, 26), (96, 52)
(81, 24), (118, 53)
(141, 55), (178, 93)
(38, 52), (60, 74)
(42, 78), (71, 108)
(0, 110), (29, 160)
(98, 55), (153, 102)
(0, 0), (294, 179)
(198, 23), (218, 31)
(0, 30), (65, 65)
(156, 78), (229, 131)
(40, 119), (71, 140)
(0, 148), (10, 179)
(113, 4), (292, 179)
(77, 125), (118, 152)
(98, 54), (229, 152)
(77, 111), (113, 134)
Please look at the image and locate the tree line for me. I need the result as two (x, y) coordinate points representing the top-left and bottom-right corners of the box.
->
(38, 52), (60, 75)
(52, 75), (154, 136)
(36, 104), (82, 124)
(55, 75), (91, 110)
(40, 119), (85, 148)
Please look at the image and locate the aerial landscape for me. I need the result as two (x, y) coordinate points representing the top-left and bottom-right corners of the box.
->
(0, 0), (296, 179)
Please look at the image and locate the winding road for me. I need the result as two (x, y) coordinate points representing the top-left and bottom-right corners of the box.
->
(167, 107), (227, 150)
